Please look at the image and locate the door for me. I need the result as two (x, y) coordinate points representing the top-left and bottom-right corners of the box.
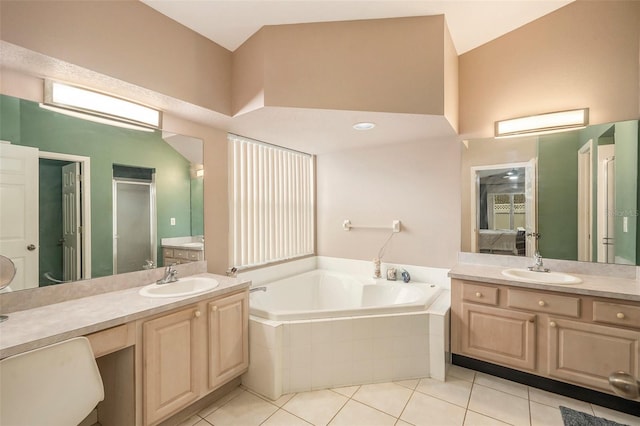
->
(62, 162), (81, 281)
(113, 179), (156, 274)
(208, 291), (249, 390)
(577, 141), (593, 261)
(461, 303), (537, 371)
(0, 143), (39, 290)
(597, 145), (615, 263)
(143, 306), (203, 425)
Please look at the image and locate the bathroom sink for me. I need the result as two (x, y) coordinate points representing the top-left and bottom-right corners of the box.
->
(139, 277), (219, 298)
(501, 269), (582, 285)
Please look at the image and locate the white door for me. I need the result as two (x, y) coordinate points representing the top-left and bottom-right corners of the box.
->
(0, 143), (39, 290)
(525, 158), (538, 257)
(62, 162), (81, 281)
(597, 145), (615, 263)
(577, 141), (593, 262)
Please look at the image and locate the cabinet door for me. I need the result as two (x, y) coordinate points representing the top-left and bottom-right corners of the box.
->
(547, 318), (640, 393)
(143, 306), (203, 425)
(461, 303), (537, 371)
(208, 291), (249, 390)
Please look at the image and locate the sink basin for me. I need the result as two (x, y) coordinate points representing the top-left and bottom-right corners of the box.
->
(139, 277), (219, 298)
(501, 269), (582, 285)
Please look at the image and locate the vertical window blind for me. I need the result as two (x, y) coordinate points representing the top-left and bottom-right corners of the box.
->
(229, 134), (315, 268)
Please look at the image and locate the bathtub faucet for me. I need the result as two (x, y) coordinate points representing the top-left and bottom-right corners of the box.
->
(250, 286), (267, 293)
(226, 267), (238, 277)
(401, 269), (411, 283)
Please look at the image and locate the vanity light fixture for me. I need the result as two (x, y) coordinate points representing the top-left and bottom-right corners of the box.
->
(495, 108), (588, 138)
(41, 80), (162, 132)
(353, 122), (376, 130)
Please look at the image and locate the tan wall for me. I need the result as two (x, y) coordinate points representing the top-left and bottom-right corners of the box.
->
(317, 138), (462, 269)
(459, 137), (538, 252)
(460, 0), (640, 138)
(443, 21), (459, 132)
(261, 16), (446, 115)
(0, 0), (232, 115)
(232, 31), (265, 116)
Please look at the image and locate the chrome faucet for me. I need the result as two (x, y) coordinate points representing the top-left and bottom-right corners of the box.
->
(528, 252), (549, 273)
(157, 264), (178, 284)
(250, 286), (267, 293)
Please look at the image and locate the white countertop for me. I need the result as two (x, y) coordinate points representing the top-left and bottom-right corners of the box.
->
(0, 273), (250, 359)
(449, 263), (640, 302)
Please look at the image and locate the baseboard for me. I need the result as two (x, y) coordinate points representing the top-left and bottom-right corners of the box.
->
(452, 354), (640, 417)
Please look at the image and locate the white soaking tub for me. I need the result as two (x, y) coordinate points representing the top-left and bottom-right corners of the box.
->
(242, 269), (450, 400)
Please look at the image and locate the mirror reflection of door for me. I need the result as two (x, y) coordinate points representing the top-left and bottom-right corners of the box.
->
(0, 143), (39, 291)
(62, 162), (81, 281)
(112, 166), (156, 274)
(471, 161), (536, 257)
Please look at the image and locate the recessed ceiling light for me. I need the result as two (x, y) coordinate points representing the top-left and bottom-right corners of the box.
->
(353, 122), (375, 130)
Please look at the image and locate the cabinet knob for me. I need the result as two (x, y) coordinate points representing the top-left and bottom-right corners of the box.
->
(616, 312), (625, 319)
(538, 300), (546, 307)
(194, 310), (201, 318)
(212, 306), (218, 312)
(549, 321), (557, 327)
(475, 292), (482, 298)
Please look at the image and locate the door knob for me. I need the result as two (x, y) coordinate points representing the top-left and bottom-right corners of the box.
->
(27, 244), (36, 251)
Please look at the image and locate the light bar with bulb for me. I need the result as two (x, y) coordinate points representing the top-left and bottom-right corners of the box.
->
(495, 108), (588, 138)
(43, 80), (161, 130)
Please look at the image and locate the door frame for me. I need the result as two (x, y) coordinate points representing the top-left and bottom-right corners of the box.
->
(577, 140), (593, 262)
(39, 151), (92, 279)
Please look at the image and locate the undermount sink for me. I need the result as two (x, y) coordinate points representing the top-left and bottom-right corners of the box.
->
(501, 268), (582, 285)
(139, 277), (219, 298)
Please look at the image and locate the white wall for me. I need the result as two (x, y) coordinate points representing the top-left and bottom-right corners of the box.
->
(316, 138), (462, 269)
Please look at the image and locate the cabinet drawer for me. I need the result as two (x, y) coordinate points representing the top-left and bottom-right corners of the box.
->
(507, 289), (580, 317)
(173, 249), (188, 260)
(86, 323), (135, 358)
(593, 301), (640, 329)
(188, 250), (203, 261)
(162, 248), (174, 258)
(462, 282), (499, 305)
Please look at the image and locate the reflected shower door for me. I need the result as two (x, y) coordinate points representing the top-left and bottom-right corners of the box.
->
(113, 179), (156, 274)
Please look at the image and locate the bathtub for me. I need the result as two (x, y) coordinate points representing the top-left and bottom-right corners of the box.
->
(242, 268), (450, 400)
(250, 269), (442, 320)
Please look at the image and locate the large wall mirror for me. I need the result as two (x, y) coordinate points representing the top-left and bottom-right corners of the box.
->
(462, 119), (639, 266)
(0, 94), (204, 291)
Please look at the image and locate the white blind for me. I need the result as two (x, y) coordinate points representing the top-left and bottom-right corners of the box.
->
(229, 134), (315, 268)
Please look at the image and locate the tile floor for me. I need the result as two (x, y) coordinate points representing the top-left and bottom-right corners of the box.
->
(178, 365), (640, 426)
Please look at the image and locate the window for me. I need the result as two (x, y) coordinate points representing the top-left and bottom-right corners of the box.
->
(229, 134), (314, 268)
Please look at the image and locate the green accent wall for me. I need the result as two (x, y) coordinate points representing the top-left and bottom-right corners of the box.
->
(537, 132), (579, 260)
(0, 94), (202, 279)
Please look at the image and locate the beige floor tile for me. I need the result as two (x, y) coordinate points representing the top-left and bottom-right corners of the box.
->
(262, 409), (313, 426)
(400, 391), (466, 426)
(463, 410), (511, 426)
(530, 400), (564, 426)
(415, 377), (473, 408)
(203, 390), (278, 426)
(283, 389), (349, 426)
(271, 393), (296, 407)
(329, 399), (397, 426)
(468, 384), (530, 426)
(175, 414), (204, 426)
(352, 382), (413, 417)
(528, 386), (593, 413)
(591, 405), (640, 426)
(198, 386), (245, 417)
(394, 379), (420, 390)
(447, 365), (477, 383)
(331, 385), (360, 398)
(474, 373), (529, 399)
(395, 420), (414, 426)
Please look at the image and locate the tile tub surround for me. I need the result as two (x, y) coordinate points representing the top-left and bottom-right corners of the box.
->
(242, 290), (450, 401)
(0, 270), (250, 359)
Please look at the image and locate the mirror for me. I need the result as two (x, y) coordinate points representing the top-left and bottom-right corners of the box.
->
(462, 119), (639, 265)
(0, 94), (204, 291)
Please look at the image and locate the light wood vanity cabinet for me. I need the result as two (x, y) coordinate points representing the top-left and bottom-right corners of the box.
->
(163, 248), (204, 265)
(140, 289), (249, 426)
(452, 279), (640, 396)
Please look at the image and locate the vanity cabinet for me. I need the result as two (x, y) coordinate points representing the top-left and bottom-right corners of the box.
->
(140, 289), (249, 426)
(162, 247), (204, 265)
(451, 279), (640, 397)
